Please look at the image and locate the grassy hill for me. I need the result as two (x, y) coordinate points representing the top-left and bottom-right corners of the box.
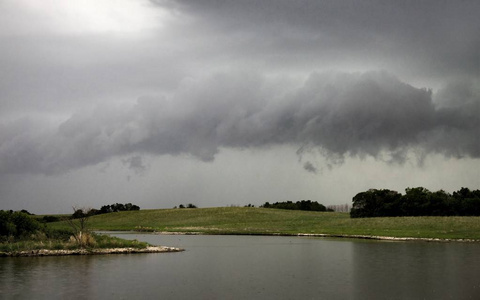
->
(47, 207), (480, 240)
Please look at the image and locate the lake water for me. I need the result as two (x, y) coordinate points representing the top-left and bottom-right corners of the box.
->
(1, 233), (479, 299)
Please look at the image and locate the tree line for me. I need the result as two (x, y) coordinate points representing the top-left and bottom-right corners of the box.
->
(71, 203), (140, 219)
(262, 200), (331, 212)
(350, 187), (480, 218)
(173, 203), (197, 209)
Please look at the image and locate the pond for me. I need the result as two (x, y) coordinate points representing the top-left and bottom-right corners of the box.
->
(1, 233), (479, 299)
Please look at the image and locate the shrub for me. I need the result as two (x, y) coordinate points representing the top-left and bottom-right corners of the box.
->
(42, 215), (60, 223)
(0, 210), (41, 238)
(261, 200), (328, 212)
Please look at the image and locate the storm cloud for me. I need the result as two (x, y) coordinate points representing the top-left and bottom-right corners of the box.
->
(1, 70), (478, 175)
(0, 0), (479, 212)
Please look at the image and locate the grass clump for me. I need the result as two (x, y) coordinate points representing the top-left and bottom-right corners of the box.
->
(94, 234), (149, 249)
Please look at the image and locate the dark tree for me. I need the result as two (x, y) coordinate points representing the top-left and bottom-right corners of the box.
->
(350, 187), (480, 218)
(0, 210), (41, 238)
(261, 200), (328, 212)
(402, 187), (431, 216)
(72, 209), (87, 219)
(65, 207), (95, 248)
(98, 203), (140, 214)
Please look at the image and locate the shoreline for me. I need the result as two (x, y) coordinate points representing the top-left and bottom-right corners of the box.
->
(152, 231), (479, 242)
(294, 233), (479, 242)
(0, 246), (184, 257)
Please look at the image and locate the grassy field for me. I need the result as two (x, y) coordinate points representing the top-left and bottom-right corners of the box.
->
(47, 207), (480, 240)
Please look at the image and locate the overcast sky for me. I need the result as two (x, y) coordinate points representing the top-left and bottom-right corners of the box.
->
(1, 0), (479, 214)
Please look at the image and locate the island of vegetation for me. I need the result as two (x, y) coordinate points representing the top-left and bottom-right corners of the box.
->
(0, 204), (183, 257)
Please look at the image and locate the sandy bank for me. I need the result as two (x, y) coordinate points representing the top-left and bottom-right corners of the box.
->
(0, 246), (184, 257)
(294, 233), (479, 242)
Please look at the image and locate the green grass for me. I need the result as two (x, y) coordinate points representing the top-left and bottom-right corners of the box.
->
(47, 207), (480, 240)
(0, 232), (149, 253)
(0, 239), (72, 252)
(91, 234), (149, 249)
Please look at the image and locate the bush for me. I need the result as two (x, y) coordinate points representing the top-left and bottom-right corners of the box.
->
(261, 200), (328, 212)
(0, 210), (41, 238)
(42, 215), (60, 223)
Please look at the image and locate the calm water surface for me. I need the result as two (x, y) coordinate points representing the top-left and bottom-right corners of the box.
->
(1, 233), (479, 299)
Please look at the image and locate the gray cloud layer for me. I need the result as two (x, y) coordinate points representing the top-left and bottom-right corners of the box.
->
(2, 0), (478, 119)
(0, 1), (479, 176)
(1, 71), (478, 175)
(166, 0), (480, 79)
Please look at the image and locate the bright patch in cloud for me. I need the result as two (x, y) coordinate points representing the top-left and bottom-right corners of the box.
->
(1, 0), (168, 36)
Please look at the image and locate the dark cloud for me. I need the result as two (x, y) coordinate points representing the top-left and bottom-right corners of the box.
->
(162, 0), (480, 79)
(427, 79), (480, 158)
(2, 0), (478, 120)
(122, 155), (148, 175)
(0, 0), (478, 180)
(303, 161), (317, 174)
(1, 71), (478, 175)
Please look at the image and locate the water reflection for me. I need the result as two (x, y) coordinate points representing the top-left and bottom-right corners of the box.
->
(0, 256), (95, 298)
(1, 234), (479, 299)
(352, 241), (480, 299)
(107, 234), (356, 299)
